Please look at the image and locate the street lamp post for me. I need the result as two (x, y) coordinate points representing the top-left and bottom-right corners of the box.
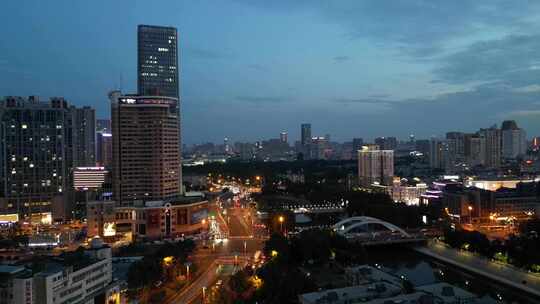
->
(202, 286), (206, 303)
(185, 262), (191, 281)
(243, 240), (247, 254)
(278, 216), (284, 235)
(468, 205), (473, 225)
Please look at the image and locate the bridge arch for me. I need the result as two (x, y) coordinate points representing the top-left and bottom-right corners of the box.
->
(333, 216), (410, 237)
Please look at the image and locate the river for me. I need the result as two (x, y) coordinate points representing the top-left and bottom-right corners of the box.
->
(364, 248), (539, 304)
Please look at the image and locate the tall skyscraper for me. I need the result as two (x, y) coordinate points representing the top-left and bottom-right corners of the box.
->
(358, 146), (394, 186)
(501, 120), (527, 159)
(137, 25), (179, 98)
(464, 133), (486, 167)
(479, 126), (501, 169)
(429, 138), (448, 170)
(301, 123), (311, 145)
(300, 123), (312, 159)
(70, 106), (96, 167)
(352, 138), (364, 153)
(96, 132), (112, 167)
(0, 96), (95, 222)
(110, 92), (182, 203)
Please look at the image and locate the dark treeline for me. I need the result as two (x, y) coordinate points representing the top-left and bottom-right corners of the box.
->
(443, 219), (540, 271)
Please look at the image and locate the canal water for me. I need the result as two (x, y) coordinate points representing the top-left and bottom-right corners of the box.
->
(365, 248), (538, 304)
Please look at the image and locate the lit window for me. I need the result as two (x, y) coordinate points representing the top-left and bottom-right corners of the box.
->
(29, 164), (34, 168)
(21, 124), (27, 129)
(23, 157), (28, 161)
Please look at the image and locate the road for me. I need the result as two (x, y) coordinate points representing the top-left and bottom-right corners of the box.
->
(170, 192), (266, 304)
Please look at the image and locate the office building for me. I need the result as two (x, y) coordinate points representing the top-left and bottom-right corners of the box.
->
(374, 137), (397, 150)
(429, 138), (448, 170)
(358, 146), (394, 186)
(310, 136), (329, 160)
(464, 133), (486, 167)
(352, 138), (364, 154)
(0, 96), (95, 223)
(69, 106), (96, 167)
(110, 92), (182, 204)
(479, 126), (501, 169)
(501, 120), (527, 159)
(301, 123), (311, 145)
(0, 239), (119, 304)
(446, 132), (465, 159)
(87, 199), (209, 240)
(280, 132), (288, 143)
(96, 131), (112, 167)
(137, 25), (179, 98)
(300, 123), (312, 158)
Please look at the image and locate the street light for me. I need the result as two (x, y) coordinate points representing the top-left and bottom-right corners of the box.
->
(202, 286), (207, 303)
(185, 262), (192, 281)
(468, 206), (473, 225)
(244, 240), (247, 254)
(278, 216), (284, 235)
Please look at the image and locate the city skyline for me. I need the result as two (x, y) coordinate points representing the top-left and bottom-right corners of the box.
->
(2, 1), (540, 144)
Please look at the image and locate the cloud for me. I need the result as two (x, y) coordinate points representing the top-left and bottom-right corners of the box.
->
(506, 110), (540, 117)
(185, 47), (229, 60)
(333, 56), (351, 63)
(333, 98), (394, 106)
(434, 34), (540, 86)
(236, 95), (287, 104)
(247, 64), (269, 71)
(237, 1), (540, 56)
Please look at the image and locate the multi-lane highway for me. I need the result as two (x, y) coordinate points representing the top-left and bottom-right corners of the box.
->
(169, 190), (266, 304)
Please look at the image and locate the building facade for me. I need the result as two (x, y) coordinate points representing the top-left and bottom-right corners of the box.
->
(0, 96), (95, 222)
(137, 25), (179, 98)
(110, 92), (182, 203)
(87, 199), (209, 240)
(69, 106), (96, 167)
(501, 120), (527, 159)
(358, 146), (394, 186)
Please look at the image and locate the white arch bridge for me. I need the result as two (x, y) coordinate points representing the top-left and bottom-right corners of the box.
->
(333, 216), (425, 246)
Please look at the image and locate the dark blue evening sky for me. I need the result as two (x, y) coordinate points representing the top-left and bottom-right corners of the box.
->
(2, 1), (540, 144)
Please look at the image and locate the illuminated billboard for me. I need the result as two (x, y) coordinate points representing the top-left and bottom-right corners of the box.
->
(103, 222), (116, 237)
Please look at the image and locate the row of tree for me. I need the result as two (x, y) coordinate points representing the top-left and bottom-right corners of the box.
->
(126, 239), (195, 292)
(443, 220), (540, 271)
(217, 229), (355, 303)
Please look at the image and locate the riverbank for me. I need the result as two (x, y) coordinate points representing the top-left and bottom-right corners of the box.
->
(415, 240), (540, 300)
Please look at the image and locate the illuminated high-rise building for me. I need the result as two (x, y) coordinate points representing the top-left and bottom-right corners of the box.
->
(137, 25), (179, 98)
(0, 96), (95, 222)
(280, 132), (288, 143)
(501, 120), (527, 159)
(110, 92), (182, 203)
(358, 146), (394, 186)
